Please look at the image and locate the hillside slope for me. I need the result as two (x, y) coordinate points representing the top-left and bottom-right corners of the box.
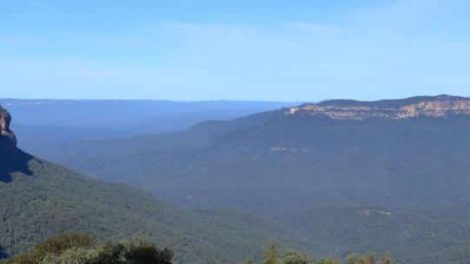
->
(0, 105), (311, 263)
(34, 95), (470, 263)
(1, 158), (305, 263)
(45, 95), (470, 211)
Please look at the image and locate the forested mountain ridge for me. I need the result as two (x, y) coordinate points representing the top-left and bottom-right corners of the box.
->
(33, 95), (470, 263)
(44, 95), (470, 210)
(0, 105), (310, 263)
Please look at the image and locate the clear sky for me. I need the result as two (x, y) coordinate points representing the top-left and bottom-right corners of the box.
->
(1, 0), (470, 101)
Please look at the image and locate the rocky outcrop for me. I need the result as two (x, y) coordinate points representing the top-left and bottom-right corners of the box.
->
(284, 95), (470, 120)
(0, 106), (17, 148)
(0, 105), (30, 183)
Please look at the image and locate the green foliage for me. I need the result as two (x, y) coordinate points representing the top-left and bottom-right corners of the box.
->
(33, 234), (95, 257)
(251, 246), (392, 264)
(263, 244), (280, 264)
(316, 259), (340, 264)
(87, 240), (173, 264)
(41, 100), (470, 264)
(380, 256), (392, 264)
(1, 234), (173, 264)
(347, 254), (374, 264)
(283, 250), (312, 264)
(346, 254), (393, 264)
(257, 246), (319, 264)
(0, 158), (304, 263)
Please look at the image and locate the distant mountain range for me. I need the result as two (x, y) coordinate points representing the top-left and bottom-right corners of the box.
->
(34, 95), (470, 263)
(0, 99), (295, 155)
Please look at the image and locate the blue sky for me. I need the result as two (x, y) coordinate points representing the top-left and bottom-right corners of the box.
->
(1, 0), (470, 101)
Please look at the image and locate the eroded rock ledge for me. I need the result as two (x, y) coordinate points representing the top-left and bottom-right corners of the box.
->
(0, 106), (17, 148)
(0, 105), (33, 182)
(284, 95), (470, 120)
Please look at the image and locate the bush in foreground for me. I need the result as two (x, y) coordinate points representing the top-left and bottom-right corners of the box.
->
(254, 244), (392, 264)
(1, 234), (173, 264)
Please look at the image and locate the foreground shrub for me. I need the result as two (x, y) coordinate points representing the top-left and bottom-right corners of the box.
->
(316, 259), (340, 264)
(248, 245), (391, 264)
(35, 234), (95, 257)
(90, 241), (173, 264)
(1, 234), (173, 264)
(347, 254), (392, 264)
(283, 250), (312, 264)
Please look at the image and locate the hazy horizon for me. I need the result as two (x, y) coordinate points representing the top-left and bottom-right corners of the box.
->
(0, 93), (468, 103)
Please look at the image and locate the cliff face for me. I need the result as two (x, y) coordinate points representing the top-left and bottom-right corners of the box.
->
(0, 106), (17, 149)
(284, 95), (470, 120)
(0, 105), (31, 183)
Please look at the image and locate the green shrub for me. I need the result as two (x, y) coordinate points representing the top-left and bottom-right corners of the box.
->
(34, 234), (95, 256)
(317, 259), (340, 264)
(283, 250), (312, 264)
(1, 234), (173, 264)
(263, 244), (280, 264)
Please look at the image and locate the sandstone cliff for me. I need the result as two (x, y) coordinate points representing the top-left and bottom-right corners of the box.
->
(0, 106), (17, 148)
(284, 95), (470, 120)
(0, 105), (30, 182)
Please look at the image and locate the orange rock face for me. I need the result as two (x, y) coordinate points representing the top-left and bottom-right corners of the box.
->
(284, 96), (470, 120)
(0, 110), (11, 132)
